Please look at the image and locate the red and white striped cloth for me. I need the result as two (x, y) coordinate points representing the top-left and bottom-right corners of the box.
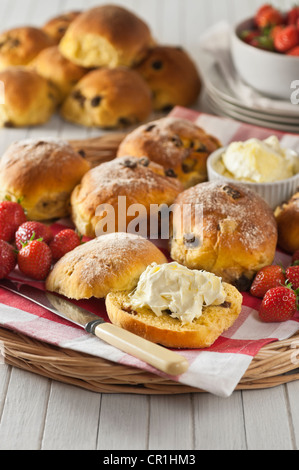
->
(0, 106), (299, 397)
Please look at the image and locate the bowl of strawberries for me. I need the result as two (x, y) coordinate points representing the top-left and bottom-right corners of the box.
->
(231, 4), (299, 99)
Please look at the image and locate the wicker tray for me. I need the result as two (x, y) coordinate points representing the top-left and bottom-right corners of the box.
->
(69, 132), (126, 167)
(1, 134), (298, 393)
(1, 326), (299, 394)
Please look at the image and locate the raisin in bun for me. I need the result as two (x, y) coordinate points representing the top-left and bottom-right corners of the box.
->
(117, 117), (221, 188)
(0, 68), (58, 128)
(29, 46), (87, 103)
(42, 11), (82, 44)
(0, 26), (55, 70)
(70, 155), (184, 239)
(59, 5), (155, 68)
(170, 181), (278, 290)
(274, 191), (299, 253)
(60, 67), (153, 128)
(134, 45), (201, 111)
(0, 138), (90, 220)
(45, 233), (167, 300)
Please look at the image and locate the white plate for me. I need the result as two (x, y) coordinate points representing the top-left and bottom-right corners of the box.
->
(206, 95), (299, 134)
(205, 62), (299, 119)
(206, 88), (299, 125)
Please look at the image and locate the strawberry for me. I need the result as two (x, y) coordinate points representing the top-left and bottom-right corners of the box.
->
(274, 25), (299, 52)
(255, 5), (284, 29)
(18, 240), (52, 280)
(15, 221), (54, 250)
(292, 250), (299, 265)
(259, 286), (298, 323)
(0, 201), (27, 242)
(286, 266), (299, 290)
(270, 25), (284, 40)
(287, 6), (299, 25)
(241, 30), (261, 44)
(0, 240), (17, 279)
(49, 229), (81, 261)
(287, 45), (299, 55)
(250, 265), (286, 298)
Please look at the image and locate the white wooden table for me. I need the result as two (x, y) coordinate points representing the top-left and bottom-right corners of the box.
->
(0, 0), (299, 451)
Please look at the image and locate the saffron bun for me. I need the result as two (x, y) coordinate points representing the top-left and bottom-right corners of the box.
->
(170, 181), (278, 291)
(117, 117), (221, 188)
(60, 67), (153, 128)
(29, 46), (87, 103)
(274, 191), (299, 253)
(0, 68), (59, 128)
(70, 155), (184, 239)
(134, 45), (202, 111)
(42, 11), (82, 44)
(59, 5), (155, 68)
(45, 233), (167, 300)
(105, 282), (242, 349)
(0, 26), (55, 70)
(0, 137), (90, 220)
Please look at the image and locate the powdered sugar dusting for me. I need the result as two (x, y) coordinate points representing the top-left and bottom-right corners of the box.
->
(48, 232), (166, 296)
(175, 180), (277, 250)
(118, 116), (221, 166)
(12, 137), (70, 148)
(1, 137), (84, 168)
(86, 156), (183, 193)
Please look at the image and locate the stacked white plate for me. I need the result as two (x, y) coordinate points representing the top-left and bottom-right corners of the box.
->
(204, 62), (299, 133)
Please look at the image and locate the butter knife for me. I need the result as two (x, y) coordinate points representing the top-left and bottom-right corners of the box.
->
(0, 280), (189, 376)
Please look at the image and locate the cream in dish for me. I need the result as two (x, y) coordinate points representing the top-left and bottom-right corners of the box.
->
(214, 136), (299, 183)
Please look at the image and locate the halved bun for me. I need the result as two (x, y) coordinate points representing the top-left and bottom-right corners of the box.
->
(105, 282), (243, 349)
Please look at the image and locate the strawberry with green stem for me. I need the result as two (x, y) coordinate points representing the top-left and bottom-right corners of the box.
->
(259, 284), (299, 323)
(15, 221), (54, 250)
(17, 235), (52, 281)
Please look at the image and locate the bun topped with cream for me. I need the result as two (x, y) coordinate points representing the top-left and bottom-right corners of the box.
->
(106, 262), (243, 349)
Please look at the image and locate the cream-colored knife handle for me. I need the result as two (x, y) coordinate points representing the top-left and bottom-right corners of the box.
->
(93, 323), (189, 376)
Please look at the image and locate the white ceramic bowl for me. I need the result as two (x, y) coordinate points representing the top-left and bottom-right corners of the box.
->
(231, 17), (299, 100)
(207, 147), (299, 210)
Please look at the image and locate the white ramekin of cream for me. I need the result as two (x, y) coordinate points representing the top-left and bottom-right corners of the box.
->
(207, 136), (299, 209)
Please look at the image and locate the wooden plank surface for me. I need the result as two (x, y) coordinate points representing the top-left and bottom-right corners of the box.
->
(0, 0), (298, 451)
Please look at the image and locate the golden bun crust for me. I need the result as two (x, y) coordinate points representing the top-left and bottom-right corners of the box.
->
(29, 46), (87, 102)
(59, 5), (155, 68)
(0, 26), (55, 70)
(135, 45), (201, 111)
(70, 155), (184, 238)
(274, 192), (299, 253)
(117, 117), (221, 188)
(0, 68), (58, 128)
(106, 282), (243, 349)
(0, 138), (90, 220)
(170, 181), (278, 290)
(45, 233), (168, 300)
(60, 67), (153, 128)
(42, 11), (82, 43)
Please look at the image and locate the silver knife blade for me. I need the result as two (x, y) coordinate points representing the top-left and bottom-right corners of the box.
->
(0, 279), (105, 333)
(0, 279), (190, 376)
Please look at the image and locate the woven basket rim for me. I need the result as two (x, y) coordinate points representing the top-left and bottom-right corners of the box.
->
(1, 326), (299, 395)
